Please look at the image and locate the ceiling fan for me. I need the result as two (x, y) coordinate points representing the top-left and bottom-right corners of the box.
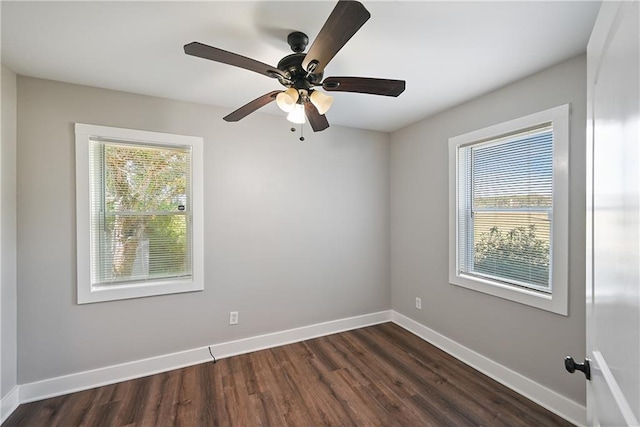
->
(184, 0), (406, 132)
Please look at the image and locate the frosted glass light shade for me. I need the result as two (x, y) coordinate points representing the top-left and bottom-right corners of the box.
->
(287, 103), (306, 124)
(309, 90), (334, 115)
(276, 88), (299, 113)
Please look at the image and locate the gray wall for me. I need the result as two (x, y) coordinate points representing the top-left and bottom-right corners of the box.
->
(390, 55), (587, 404)
(13, 55), (588, 408)
(16, 76), (390, 384)
(1, 65), (18, 398)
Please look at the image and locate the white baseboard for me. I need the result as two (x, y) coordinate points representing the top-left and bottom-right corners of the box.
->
(1, 386), (20, 425)
(19, 310), (392, 405)
(7, 309), (585, 427)
(391, 311), (586, 427)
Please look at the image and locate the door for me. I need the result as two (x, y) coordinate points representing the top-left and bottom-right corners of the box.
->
(587, 1), (640, 425)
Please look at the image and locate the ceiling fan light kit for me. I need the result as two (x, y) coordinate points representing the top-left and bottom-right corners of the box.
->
(275, 87), (299, 113)
(309, 90), (334, 116)
(287, 103), (307, 124)
(184, 0), (406, 133)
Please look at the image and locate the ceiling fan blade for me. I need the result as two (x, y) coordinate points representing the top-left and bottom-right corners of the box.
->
(184, 42), (285, 79)
(304, 102), (330, 132)
(302, 1), (370, 75)
(223, 91), (281, 122)
(322, 77), (406, 97)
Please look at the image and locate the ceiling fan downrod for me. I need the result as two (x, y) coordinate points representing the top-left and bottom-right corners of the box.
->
(287, 31), (309, 53)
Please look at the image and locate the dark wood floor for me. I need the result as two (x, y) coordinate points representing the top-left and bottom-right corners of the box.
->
(4, 322), (573, 426)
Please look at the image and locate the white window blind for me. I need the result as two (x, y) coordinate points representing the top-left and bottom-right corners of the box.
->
(457, 125), (553, 292)
(89, 139), (193, 285)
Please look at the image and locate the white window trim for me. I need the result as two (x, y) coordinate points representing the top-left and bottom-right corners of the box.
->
(75, 123), (204, 304)
(448, 104), (570, 315)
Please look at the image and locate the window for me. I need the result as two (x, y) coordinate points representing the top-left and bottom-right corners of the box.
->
(75, 124), (204, 304)
(448, 105), (569, 315)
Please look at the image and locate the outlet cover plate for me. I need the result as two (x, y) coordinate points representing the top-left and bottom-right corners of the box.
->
(229, 311), (239, 325)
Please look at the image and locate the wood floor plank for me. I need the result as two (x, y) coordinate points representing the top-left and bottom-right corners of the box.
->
(247, 352), (289, 426)
(353, 326), (498, 425)
(277, 344), (336, 425)
(376, 324), (560, 427)
(3, 323), (575, 427)
(375, 323), (567, 427)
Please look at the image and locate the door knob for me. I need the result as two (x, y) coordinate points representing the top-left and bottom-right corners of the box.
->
(564, 356), (591, 380)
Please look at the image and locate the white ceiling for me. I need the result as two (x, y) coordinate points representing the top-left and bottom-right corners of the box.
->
(2, 1), (600, 133)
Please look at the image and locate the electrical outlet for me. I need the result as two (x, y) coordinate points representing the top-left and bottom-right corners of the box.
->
(415, 297), (422, 310)
(229, 311), (239, 325)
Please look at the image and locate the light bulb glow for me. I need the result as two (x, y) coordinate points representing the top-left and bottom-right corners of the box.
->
(276, 88), (299, 113)
(309, 90), (334, 115)
(287, 103), (306, 124)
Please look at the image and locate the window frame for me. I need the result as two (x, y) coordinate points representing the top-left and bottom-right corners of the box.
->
(75, 123), (204, 304)
(448, 105), (569, 315)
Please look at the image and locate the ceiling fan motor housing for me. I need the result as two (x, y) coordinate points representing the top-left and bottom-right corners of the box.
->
(277, 52), (323, 90)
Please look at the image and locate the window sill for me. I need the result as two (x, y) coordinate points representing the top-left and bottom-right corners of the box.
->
(78, 277), (203, 304)
(449, 272), (567, 316)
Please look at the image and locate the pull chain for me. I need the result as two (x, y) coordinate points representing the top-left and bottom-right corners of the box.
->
(290, 125), (305, 141)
